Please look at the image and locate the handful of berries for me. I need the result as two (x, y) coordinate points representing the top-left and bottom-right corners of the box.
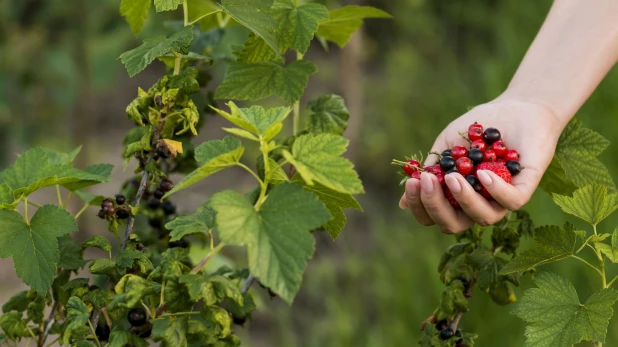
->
(393, 122), (522, 208)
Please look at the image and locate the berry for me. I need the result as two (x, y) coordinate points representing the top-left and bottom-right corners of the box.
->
(505, 149), (520, 162)
(95, 322), (110, 341)
(451, 146), (469, 160)
(425, 164), (444, 175)
(233, 315), (247, 326)
(154, 188), (165, 200)
(148, 218), (161, 229)
(455, 157), (474, 176)
(483, 150), (497, 162)
(466, 175), (482, 193)
(116, 209), (130, 220)
(506, 161), (522, 176)
(435, 172), (445, 186)
(436, 320), (449, 331)
(169, 239), (189, 248)
(101, 199), (114, 210)
(491, 141), (508, 157)
(468, 122), (484, 141)
(128, 308), (148, 327)
(410, 170), (421, 180)
(115, 195), (126, 205)
(468, 149), (483, 165)
(162, 200), (176, 215)
(444, 188), (460, 208)
(446, 168), (458, 175)
(89, 285), (99, 291)
(105, 206), (115, 217)
(160, 179), (174, 192)
(147, 197), (160, 209)
(470, 139), (486, 152)
(440, 328), (455, 340)
(403, 159), (420, 177)
(483, 127), (501, 144)
(475, 162), (512, 200)
(441, 149), (452, 157)
(97, 210), (106, 219)
(153, 153), (160, 161)
(439, 156), (456, 172)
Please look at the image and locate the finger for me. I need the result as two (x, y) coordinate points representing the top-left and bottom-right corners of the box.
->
(401, 178), (434, 226)
(419, 172), (472, 234)
(477, 167), (541, 210)
(444, 173), (508, 226)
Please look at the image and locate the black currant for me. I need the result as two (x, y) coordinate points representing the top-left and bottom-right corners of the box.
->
(154, 188), (164, 200)
(468, 149), (483, 165)
(116, 209), (130, 220)
(436, 319), (449, 331)
(89, 285), (99, 291)
(101, 199), (114, 210)
(97, 210), (106, 219)
(506, 160), (522, 176)
(115, 194), (126, 205)
(95, 322), (110, 341)
(148, 218), (161, 229)
(233, 315), (247, 326)
(441, 149), (452, 157)
(162, 200), (176, 215)
(440, 328), (455, 340)
(483, 127), (501, 144)
(159, 179), (174, 192)
(127, 308), (148, 327)
(169, 239), (189, 248)
(138, 328), (152, 338)
(105, 206), (115, 217)
(147, 197), (160, 209)
(446, 168), (458, 175)
(439, 156), (456, 172)
(153, 153), (160, 161)
(465, 175), (482, 192)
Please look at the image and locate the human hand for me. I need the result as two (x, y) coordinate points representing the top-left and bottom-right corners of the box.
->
(399, 99), (565, 233)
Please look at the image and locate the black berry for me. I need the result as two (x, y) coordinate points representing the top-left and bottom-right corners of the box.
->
(97, 210), (106, 219)
(116, 209), (130, 220)
(159, 179), (174, 192)
(148, 218), (161, 229)
(101, 199), (114, 210)
(439, 156), (456, 172)
(138, 328), (152, 338)
(483, 127), (501, 144)
(147, 197), (160, 209)
(169, 239), (189, 249)
(154, 188), (164, 200)
(89, 285), (99, 291)
(156, 146), (168, 158)
(127, 308), (148, 327)
(162, 200), (176, 215)
(115, 194), (126, 205)
(436, 319), (449, 331)
(95, 322), (110, 341)
(105, 206), (115, 217)
(153, 153), (160, 161)
(441, 149), (452, 157)
(506, 160), (522, 176)
(445, 168), (458, 175)
(465, 175), (482, 192)
(440, 328), (455, 340)
(468, 149), (483, 165)
(233, 315), (247, 326)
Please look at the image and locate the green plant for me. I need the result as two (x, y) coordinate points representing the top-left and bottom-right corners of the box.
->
(416, 120), (618, 347)
(0, 1), (390, 346)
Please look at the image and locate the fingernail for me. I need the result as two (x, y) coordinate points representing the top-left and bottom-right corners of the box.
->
(477, 170), (492, 186)
(399, 195), (407, 209)
(445, 174), (461, 193)
(420, 172), (434, 194)
(406, 179), (419, 198)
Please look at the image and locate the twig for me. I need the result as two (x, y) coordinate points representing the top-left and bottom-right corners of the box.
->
(241, 275), (256, 294)
(41, 301), (59, 346)
(190, 243), (225, 274)
(449, 312), (463, 332)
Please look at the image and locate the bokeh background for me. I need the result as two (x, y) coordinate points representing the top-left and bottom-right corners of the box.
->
(2, 0), (618, 346)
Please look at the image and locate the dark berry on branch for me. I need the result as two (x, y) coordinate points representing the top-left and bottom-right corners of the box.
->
(101, 199), (114, 210)
(154, 188), (164, 200)
(106, 206), (115, 217)
(95, 322), (110, 341)
(159, 179), (174, 192)
(116, 209), (130, 220)
(436, 319), (449, 331)
(128, 308), (148, 327)
(233, 315), (247, 326)
(147, 197), (160, 209)
(97, 210), (106, 219)
(440, 329), (455, 340)
(483, 127), (501, 144)
(156, 146), (168, 158)
(162, 200), (176, 215)
(115, 194), (126, 205)
(89, 285), (99, 291)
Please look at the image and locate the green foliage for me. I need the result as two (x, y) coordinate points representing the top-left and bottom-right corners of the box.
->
(552, 183), (618, 226)
(306, 94), (350, 136)
(317, 6), (392, 47)
(120, 0), (151, 36)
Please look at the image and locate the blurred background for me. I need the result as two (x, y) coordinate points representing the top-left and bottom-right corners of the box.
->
(2, 0), (618, 346)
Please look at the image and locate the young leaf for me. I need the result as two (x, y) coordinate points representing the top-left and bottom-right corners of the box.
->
(270, 0), (329, 54)
(89, 259), (118, 277)
(120, 0), (151, 36)
(215, 60), (317, 104)
(108, 275), (159, 310)
(218, 0), (279, 52)
(553, 183), (618, 226)
(282, 133), (364, 194)
(237, 33), (282, 64)
(210, 183), (331, 303)
(317, 6), (391, 47)
(201, 306), (232, 338)
(63, 163), (114, 191)
(120, 26), (195, 77)
(58, 236), (87, 270)
(512, 272), (618, 346)
(595, 228), (618, 263)
(109, 329), (149, 347)
(0, 183), (17, 209)
(2, 290), (30, 313)
(62, 297), (89, 345)
(81, 235), (112, 255)
(0, 312), (26, 340)
(164, 136), (244, 197)
(500, 223), (576, 275)
(154, 0), (182, 12)
(179, 274), (218, 305)
(0, 205), (78, 293)
(165, 204), (215, 241)
(306, 94), (350, 135)
(212, 102), (290, 139)
(152, 315), (189, 347)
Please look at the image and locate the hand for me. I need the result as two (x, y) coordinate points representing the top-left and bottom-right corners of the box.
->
(399, 99), (565, 234)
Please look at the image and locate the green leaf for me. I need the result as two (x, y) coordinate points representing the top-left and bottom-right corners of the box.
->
(120, 0), (151, 36)
(282, 133), (364, 194)
(210, 182), (331, 303)
(0, 183), (17, 209)
(120, 26), (194, 77)
(166, 204), (215, 241)
(218, 0), (279, 52)
(212, 102), (290, 139)
(539, 159), (577, 195)
(237, 33), (281, 64)
(500, 223), (577, 275)
(41, 147), (82, 165)
(201, 305), (232, 338)
(553, 184), (618, 226)
(0, 312), (26, 340)
(306, 94), (349, 135)
(63, 164), (114, 191)
(152, 315), (188, 347)
(81, 235), (112, 254)
(83, 288), (113, 309)
(89, 259), (118, 277)
(154, 0), (182, 12)
(595, 228), (618, 263)
(62, 278), (89, 292)
(317, 6), (391, 47)
(0, 205), (78, 293)
(108, 275), (159, 310)
(62, 297), (89, 345)
(270, 0), (329, 54)
(215, 60), (317, 104)
(164, 136), (244, 197)
(210, 275), (243, 307)
(109, 329), (149, 347)
(512, 272), (618, 346)
(179, 274), (217, 305)
(2, 290), (30, 313)
(58, 236), (87, 270)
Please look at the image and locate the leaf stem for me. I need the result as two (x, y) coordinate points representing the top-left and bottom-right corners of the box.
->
(74, 202), (89, 219)
(27, 200), (42, 208)
(190, 243), (225, 274)
(237, 162), (265, 188)
(292, 52), (304, 136)
(241, 275), (255, 293)
(255, 138), (272, 210)
(158, 311), (200, 318)
(571, 255), (603, 277)
(64, 191), (72, 208)
(87, 320), (102, 347)
(173, 52), (182, 76)
(188, 9), (222, 26)
(183, 0), (189, 26)
(608, 274), (618, 288)
(141, 300), (153, 318)
(24, 197), (29, 224)
(56, 185), (63, 207)
(26, 325), (36, 340)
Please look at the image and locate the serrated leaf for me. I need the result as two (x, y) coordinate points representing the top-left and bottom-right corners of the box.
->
(215, 60), (317, 104)
(201, 305), (232, 338)
(210, 183), (331, 303)
(595, 228), (618, 263)
(62, 297), (89, 345)
(164, 136), (244, 197)
(539, 158), (577, 195)
(63, 164), (114, 191)
(512, 272), (618, 346)
(157, 51), (212, 68)
(152, 315), (188, 347)
(120, 26), (194, 77)
(82, 235), (111, 254)
(41, 146), (82, 165)
(0, 183), (17, 209)
(179, 274), (217, 305)
(83, 288), (113, 309)
(120, 0), (151, 36)
(109, 275), (158, 310)
(0, 205), (78, 293)
(306, 94), (349, 135)
(212, 102), (290, 139)
(237, 33), (281, 64)
(317, 6), (391, 47)
(553, 184), (618, 226)
(222, 127), (260, 141)
(210, 275), (243, 307)
(108, 329), (149, 347)
(0, 312), (25, 340)
(218, 0), (279, 53)
(500, 223), (576, 275)
(282, 133), (364, 194)
(166, 204), (215, 241)
(62, 278), (89, 292)
(155, 0), (182, 12)
(2, 290), (30, 313)
(58, 236), (87, 270)
(89, 259), (117, 276)
(270, 0), (329, 54)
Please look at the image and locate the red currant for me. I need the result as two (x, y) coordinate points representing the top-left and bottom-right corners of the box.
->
(451, 145), (469, 160)
(505, 149), (519, 162)
(468, 122), (484, 142)
(491, 141), (507, 157)
(483, 150), (497, 162)
(403, 159), (420, 177)
(470, 139), (486, 152)
(456, 157), (474, 176)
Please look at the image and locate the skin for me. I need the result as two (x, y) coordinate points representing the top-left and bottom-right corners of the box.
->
(400, 0), (618, 234)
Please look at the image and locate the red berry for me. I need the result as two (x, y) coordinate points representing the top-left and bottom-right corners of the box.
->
(456, 157), (474, 176)
(410, 171), (421, 180)
(475, 162), (512, 200)
(435, 172), (445, 186)
(505, 149), (519, 162)
(468, 123), (484, 142)
(483, 150), (497, 162)
(495, 158), (506, 164)
(470, 140), (486, 152)
(403, 159), (420, 177)
(451, 146), (469, 160)
(424, 165), (445, 185)
(491, 141), (507, 157)
(444, 188), (460, 208)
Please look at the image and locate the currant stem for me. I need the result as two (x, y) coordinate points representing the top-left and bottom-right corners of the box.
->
(292, 52), (304, 136)
(24, 197), (29, 224)
(87, 320), (102, 347)
(64, 191), (72, 208)
(56, 185), (63, 207)
(237, 162), (265, 188)
(607, 274), (618, 288)
(158, 311), (200, 318)
(26, 200), (42, 208)
(190, 243), (225, 274)
(571, 255), (603, 277)
(241, 275), (256, 293)
(74, 202), (89, 219)
(183, 0), (189, 26)
(188, 9), (222, 26)
(255, 137), (271, 210)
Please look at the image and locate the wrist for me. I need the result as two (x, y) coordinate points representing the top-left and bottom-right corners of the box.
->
(491, 89), (571, 129)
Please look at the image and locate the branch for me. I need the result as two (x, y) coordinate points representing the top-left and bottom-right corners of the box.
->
(190, 243), (225, 274)
(241, 275), (256, 294)
(40, 301), (60, 346)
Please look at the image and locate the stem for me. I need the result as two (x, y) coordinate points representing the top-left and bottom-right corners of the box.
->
(27, 200), (42, 208)
(237, 162), (265, 187)
(158, 311), (200, 318)
(44, 336), (60, 347)
(41, 301), (59, 345)
(188, 9), (222, 26)
(74, 202), (89, 219)
(449, 312), (463, 332)
(56, 185), (63, 207)
(255, 138), (271, 210)
(87, 320), (102, 347)
(26, 325), (36, 340)
(173, 53), (182, 76)
(141, 301), (153, 318)
(208, 229), (214, 250)
(241, 275), (255, 293)
(24, 197), (29, 224)
(572, 255), (604, 277)
(183, 0), (189, 26)
(608, 274), (618, 288)
(292, 52), (304, 136)
(593, 224), (598, 236)
(600, 257), (607, 288)
(190, 243), (225, 274)
(64, 191), (72, 208)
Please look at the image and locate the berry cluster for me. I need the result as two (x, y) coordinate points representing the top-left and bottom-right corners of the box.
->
(97, 195), (131, 220)
(394, 123), (522, 208)
(436, 319), (466, 346)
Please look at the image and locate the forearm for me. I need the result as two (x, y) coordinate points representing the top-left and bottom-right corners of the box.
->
(498, 0), (618, 125)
